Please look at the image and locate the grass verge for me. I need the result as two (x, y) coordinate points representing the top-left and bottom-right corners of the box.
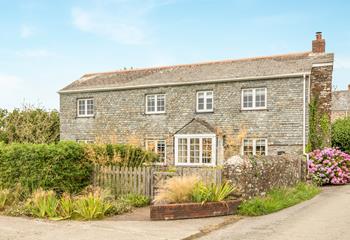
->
(238, 182), (320, 216)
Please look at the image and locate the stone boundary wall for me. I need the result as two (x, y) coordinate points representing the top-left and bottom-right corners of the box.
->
(223, 155), (307, 199)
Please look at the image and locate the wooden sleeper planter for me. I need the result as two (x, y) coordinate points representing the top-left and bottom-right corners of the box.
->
(150, 199), (242, 220)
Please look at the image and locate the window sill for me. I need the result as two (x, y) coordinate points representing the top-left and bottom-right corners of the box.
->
(175, 163), (216, 167)
(144, 112), (166, 115)
(240, 108), (268, 112)
(196, 110), (214, 114)
(76, 115), (95, 119)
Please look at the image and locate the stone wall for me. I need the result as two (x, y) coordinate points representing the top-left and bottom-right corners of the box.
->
(60, 76), (309, 164)
(223, 155), (306, 198)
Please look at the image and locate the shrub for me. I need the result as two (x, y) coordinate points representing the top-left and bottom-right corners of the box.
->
(83, 143), (159, 167)
(191, 182), (236, 203)
(308, 148), (350, 185)
(74, 193), (112, 220)
(238, 182), (320, 216)
(26, 189), (59, 218)
(332, 117), (350, 153)
(153, 176), (199, 204)
(119, 194), (150, 208)
(0, 142), (94, 193)
(0, 189), (11, 210)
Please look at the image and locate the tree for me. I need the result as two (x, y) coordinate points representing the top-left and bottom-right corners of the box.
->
(0, 109), (8, 142)
(332, 117), (350, 153)
(1, 106), (60, 144)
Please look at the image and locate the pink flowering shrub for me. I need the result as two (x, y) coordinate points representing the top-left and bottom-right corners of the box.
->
(308, 148), (350, 185)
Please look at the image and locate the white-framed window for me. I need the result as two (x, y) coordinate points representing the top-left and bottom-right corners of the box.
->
(241, 88), (267, 110)
(196, 91), (213, 112)
(146, 139), (166, 163)
(77, 98), (94, 117)
(77, 139), (94, 144)
(242, 138), (267, 156)
(175, 134), (216, 166)
(146, 94), (165, 114)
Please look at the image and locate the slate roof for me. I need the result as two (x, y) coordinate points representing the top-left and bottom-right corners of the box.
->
(332, 90), (350, 111)
(175, 118), (216, 135)
(59, 52), (334, 93)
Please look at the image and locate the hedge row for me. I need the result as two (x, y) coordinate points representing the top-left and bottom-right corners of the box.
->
(0, 142), (159, 194)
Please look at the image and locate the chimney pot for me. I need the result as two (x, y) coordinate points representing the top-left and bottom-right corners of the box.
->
(312, 32), (325, 53)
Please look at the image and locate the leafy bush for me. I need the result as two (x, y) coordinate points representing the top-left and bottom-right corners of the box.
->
(119, 194), (150, 207)
(332, 117), (350, 153)
(84, 143), (159, 167)
(0, 142), (94, 193)
(191, 182), (236, 203)
(154, 176), (237, 204)
(74, 193), (112, 220)
(0, 106), (59, 144)
(153, 176), (199, 204)
(238, 182), (320, 216)
(26, 189), (59, 218)
(308, 148), (350, 185)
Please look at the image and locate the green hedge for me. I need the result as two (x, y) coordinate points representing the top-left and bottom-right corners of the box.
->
(0, 142), (93, 194)
(332, 117), (350, 153)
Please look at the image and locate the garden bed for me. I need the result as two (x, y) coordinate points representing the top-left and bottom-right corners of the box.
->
(150, 199), (241, 220)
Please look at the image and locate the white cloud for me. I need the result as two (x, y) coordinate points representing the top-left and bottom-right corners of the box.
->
(72, 7), (146, 45)
(71, 0), (177, 45)
(15, 49), (54, 58)
(20, 25), (34, 38)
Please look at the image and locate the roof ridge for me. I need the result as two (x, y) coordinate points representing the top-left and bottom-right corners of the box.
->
(82, 51), (312, 78)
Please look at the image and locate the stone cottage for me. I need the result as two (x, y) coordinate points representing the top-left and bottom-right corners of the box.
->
(331, 85), (350, 122)
(59, 32), (334, 166)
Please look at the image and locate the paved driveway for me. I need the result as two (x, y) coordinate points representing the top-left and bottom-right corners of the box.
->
(200, 184), (350, 240)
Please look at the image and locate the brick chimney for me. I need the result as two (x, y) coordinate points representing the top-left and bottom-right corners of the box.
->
(312, 32), (325, 53)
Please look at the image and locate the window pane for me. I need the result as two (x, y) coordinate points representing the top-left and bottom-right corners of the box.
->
(190, 138), (200, 163)
(86, 99), (94, 115)
(78, 100), (85, 115)
(243, 90), (253, 108)
(178, 138), (187, 163)
(243, 139), (253, 155)
(147, 96), (155, 112)
(157, 140), (166, 162)
(256, 139), (266, 155)
(197, 96), (205, 110)
(206, 98), (213, 110)
(202, 138), (212, 163)
(157, 95), (165, 112)
(255, 89), (266, 108)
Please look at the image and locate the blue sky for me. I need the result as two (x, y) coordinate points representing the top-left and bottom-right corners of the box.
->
(1, 0), (349, 110)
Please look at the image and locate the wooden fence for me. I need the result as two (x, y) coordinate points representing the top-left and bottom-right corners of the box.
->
(93, 165), (222, 197)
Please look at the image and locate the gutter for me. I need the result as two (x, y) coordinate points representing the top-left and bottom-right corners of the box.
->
(58, 72), (311, 94)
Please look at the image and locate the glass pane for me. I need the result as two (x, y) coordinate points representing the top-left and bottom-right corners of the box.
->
(243, 90), (253, 108)
(157, 140), (166, 162)
(206, 98), (213, 110)
(190, 138), (200, 163)
(255, 89), (266, 108)
(157, 95), (165, 112)
(86, 99), (94, 115)
(256, 139), (266, 155)
(243, 139), (253, 155)
(178, 138), (187, 163)
(202, 138), (212, 163)
(147, 140), (156, 152)
(147, 96), (155, 112)
(197, 97), (205, 110)
(78, 100), (86, 115)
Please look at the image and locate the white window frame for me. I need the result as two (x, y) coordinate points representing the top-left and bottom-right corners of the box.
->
(241, 138), (268, 156)
(241, 88), (267, 110)
(77, 98), (94, 117)
(146, 139), (167, 164)
(174, 134), (216, 166)
(196, 91), (214, 112)
(145, 94), (166, 114)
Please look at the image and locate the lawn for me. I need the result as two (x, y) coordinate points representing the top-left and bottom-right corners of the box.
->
(238, 182), (320, 216)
